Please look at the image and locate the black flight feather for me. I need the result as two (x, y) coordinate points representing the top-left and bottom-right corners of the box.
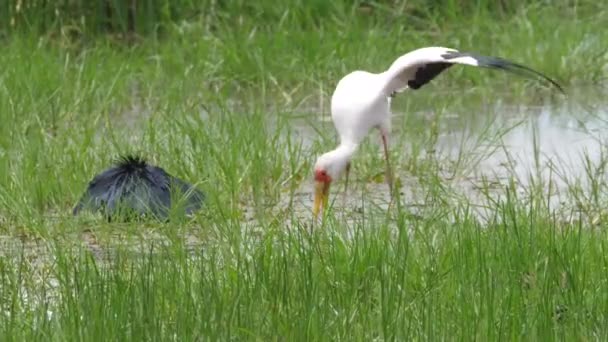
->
(407, 62), (453, 89)
(441, 51), (565, 93)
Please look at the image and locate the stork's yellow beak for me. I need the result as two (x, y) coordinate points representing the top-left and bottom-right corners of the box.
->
(313, 181), (330, 219)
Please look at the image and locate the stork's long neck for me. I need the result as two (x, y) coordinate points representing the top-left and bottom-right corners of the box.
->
(329, 142), (358, 167)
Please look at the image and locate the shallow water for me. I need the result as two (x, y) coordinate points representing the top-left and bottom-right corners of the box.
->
(291, 94), (608, 224)
(441, 102), (607, 221)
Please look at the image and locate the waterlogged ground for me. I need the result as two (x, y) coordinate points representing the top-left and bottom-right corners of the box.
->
(447, 103), (607, 221)
(3, 92), (607, 237)
(2, 89), (607, 333)
(284, 94), (608, 225)
(0, 80), (608, 324)
(2, 1), (608, 337)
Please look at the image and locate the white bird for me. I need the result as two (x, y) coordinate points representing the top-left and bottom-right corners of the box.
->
(312, 46), (563, 218)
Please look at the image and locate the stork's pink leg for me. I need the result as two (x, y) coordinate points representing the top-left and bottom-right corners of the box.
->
(380, 131), (394, 197)
(343, 161), (351, 206)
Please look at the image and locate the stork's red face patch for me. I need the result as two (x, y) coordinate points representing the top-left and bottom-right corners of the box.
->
(314, 169), (332, 183)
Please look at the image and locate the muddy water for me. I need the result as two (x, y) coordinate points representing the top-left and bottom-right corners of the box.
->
(439, 102), (607, 222)
(290, 95), (608, 224)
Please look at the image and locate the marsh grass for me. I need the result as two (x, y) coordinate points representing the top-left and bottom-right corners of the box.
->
(3, 198), (608, 340)
(1, 0), (608, 339)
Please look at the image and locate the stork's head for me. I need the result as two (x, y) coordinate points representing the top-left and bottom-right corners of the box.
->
(312, 144), (357, 219)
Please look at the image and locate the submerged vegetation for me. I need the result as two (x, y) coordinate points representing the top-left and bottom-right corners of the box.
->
(0, 0), (607, 340)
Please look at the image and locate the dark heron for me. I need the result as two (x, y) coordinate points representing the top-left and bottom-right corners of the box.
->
(73, 155), (204, 221)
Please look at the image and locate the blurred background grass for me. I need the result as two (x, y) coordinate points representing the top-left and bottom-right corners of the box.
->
(2, 0), (606, 87)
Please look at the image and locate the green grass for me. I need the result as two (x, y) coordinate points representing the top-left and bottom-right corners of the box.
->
(1, 0), (608, 340)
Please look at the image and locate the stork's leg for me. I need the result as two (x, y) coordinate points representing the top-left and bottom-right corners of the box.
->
(343, 161), (351, 206)
(380, 129), (394, 197)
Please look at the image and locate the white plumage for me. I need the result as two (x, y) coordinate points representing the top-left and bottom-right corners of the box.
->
(312, 46), (563, 218)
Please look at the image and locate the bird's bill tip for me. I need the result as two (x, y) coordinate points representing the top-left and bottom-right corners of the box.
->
(313, 181), (330, 219)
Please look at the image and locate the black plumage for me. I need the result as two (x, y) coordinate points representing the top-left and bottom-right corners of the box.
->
(408, 62), (453, 89)
(442, 51), (564, 93)
(73, 155), (204, 221)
